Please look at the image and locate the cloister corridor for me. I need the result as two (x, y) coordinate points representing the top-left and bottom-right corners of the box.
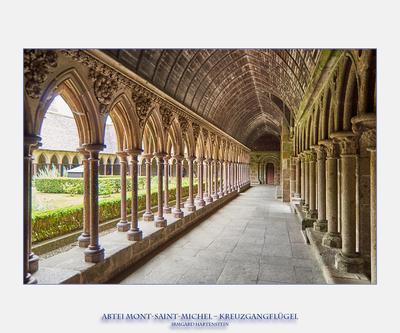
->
(114, 185), (325, 284)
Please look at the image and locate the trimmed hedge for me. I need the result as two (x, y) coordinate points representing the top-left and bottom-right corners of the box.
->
(32, 184), (199, 243)
(34, 176), (146, 195)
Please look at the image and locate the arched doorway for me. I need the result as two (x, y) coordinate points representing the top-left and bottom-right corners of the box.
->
(266, 163), (274, 184)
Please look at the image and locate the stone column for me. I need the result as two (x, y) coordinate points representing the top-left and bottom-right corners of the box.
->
(142, 154), (154, 221)
(205, 159), (213, 203)
(126, 150), (143, 241)
(212, 159), (219, 199)
(103, 162), (107, 176)
(300, 153), (305, 205)
(163, 156), (171, 213)
(83, 144), (105, 263)
(196, 157), (205, 207)
(24, 135), (40, 284)
(154, 153), (167, 227)
(219, 160), (224, 196)
(203, 159), (209, 202)
(333, 133), (364, 273)
(230, 162), (234, 191)
(295, 156), (301, 198)
(368, 144), (376, 284)
(173, 155), (184, 218)
(308, 150), (317, 218)
(314, 146), (327, 230)
(186, 156), (196, 212)
(321, 140), (342, 248)
(290, 157), (296, 198)
(303, 152), (310, 211)
(77, 148), (91, 245)
(223, 160), (228, 195)
(352, 114), (376, 276)
(116, 152), (129, 232)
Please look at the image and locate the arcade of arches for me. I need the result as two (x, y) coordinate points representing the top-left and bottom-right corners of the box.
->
(23, 49), (376, 284)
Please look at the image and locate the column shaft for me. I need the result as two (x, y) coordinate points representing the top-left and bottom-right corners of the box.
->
(155, 155), (166, 227)
(84, 145), (105, 263)
(127, 151), (143, 241)
(186, 157), (196, 212)
(143, 155), (154, 221)
(173, 156), (184, 218)
(117, 152), (129, 231)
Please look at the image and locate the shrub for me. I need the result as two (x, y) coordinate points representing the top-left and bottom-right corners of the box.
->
(32, 183), (198, 243)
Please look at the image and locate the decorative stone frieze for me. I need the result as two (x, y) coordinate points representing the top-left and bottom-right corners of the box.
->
(132, 93), (153, 128)
(88, 68), (119, 114)
(24, 50), (58, 99)
(159, 104), (175, 130)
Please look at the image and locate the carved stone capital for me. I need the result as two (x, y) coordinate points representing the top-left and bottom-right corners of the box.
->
(313, 145), (327, 161)
(361, 128), (376, 150)
(320, 140), (339, 159)
(24, 50), (58, 99)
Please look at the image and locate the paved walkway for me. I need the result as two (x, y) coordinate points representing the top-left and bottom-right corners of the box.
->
(118, 185), (325, 284)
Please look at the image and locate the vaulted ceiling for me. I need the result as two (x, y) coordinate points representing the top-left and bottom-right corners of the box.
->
(104, 49), (321, 150)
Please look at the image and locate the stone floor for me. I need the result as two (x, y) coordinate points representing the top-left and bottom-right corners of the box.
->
(116, 185), (326, 284)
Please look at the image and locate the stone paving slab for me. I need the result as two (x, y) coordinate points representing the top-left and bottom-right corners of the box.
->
(119, 185), (326, 285)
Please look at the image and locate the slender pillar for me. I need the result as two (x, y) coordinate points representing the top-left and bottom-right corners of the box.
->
(163, 156), (171, 213)
(24, 135), (40, 284)
(196, 157), (205, 207)
(321, 140), (342, 248)
(300, 153), (305, 205)
(33, 162), (38, 177)
(77, 148), (91, 245)
(154, 153), (167, 227)
(295, 156), (301, 198)
(212, 159), (219, 199)
(333, 133), (363, 273)
(103, 162), (107, 176)
(368, 145), (376, 284)
(203, 159), (209, 202)
(303, 152), (310, 210)
(115, 152), (129, 231)
(223, 160), (228, 195)
(126, 150), (143, 241)
(205, 159), (213, 203)
(173, 155), (184, 218)
(185, 156), (196, 212)
(314, 146), (327, 231)
(142, 154), (154, 221)
(308, 150), (317, 217)
(83, 144), (105, 263)
(219, 160), (224, 196)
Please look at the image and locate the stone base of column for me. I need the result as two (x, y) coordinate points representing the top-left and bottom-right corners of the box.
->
(77, 233), (90, 248)
(25, 273), (37, 284)
(335, 251), (364, 273)
(117, 220), (130, 232)
(307, 209), (317, 219)
(180, 202), (185, 208)
(163, 206), (171, 214)
(185, 203), (196, 212)
(29, 253), (39, 273)
(143, 212), (154, 221)
(313, 219), (327, 232)
(205, 196), (213, 203)
(155, 217), (167, 228)
(212, 193), (219, 200)
(218, 191), (224, 197)
(84, 246), (105, 263)
(322, 232), (342, 248)
(302, 204), (309, 212)
(196, 199), (205, 207)
(127, 229), (143, 241)
(173, 208), (184, 218)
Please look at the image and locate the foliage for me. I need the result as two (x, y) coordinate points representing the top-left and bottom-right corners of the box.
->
(32, 183), (198, 243)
